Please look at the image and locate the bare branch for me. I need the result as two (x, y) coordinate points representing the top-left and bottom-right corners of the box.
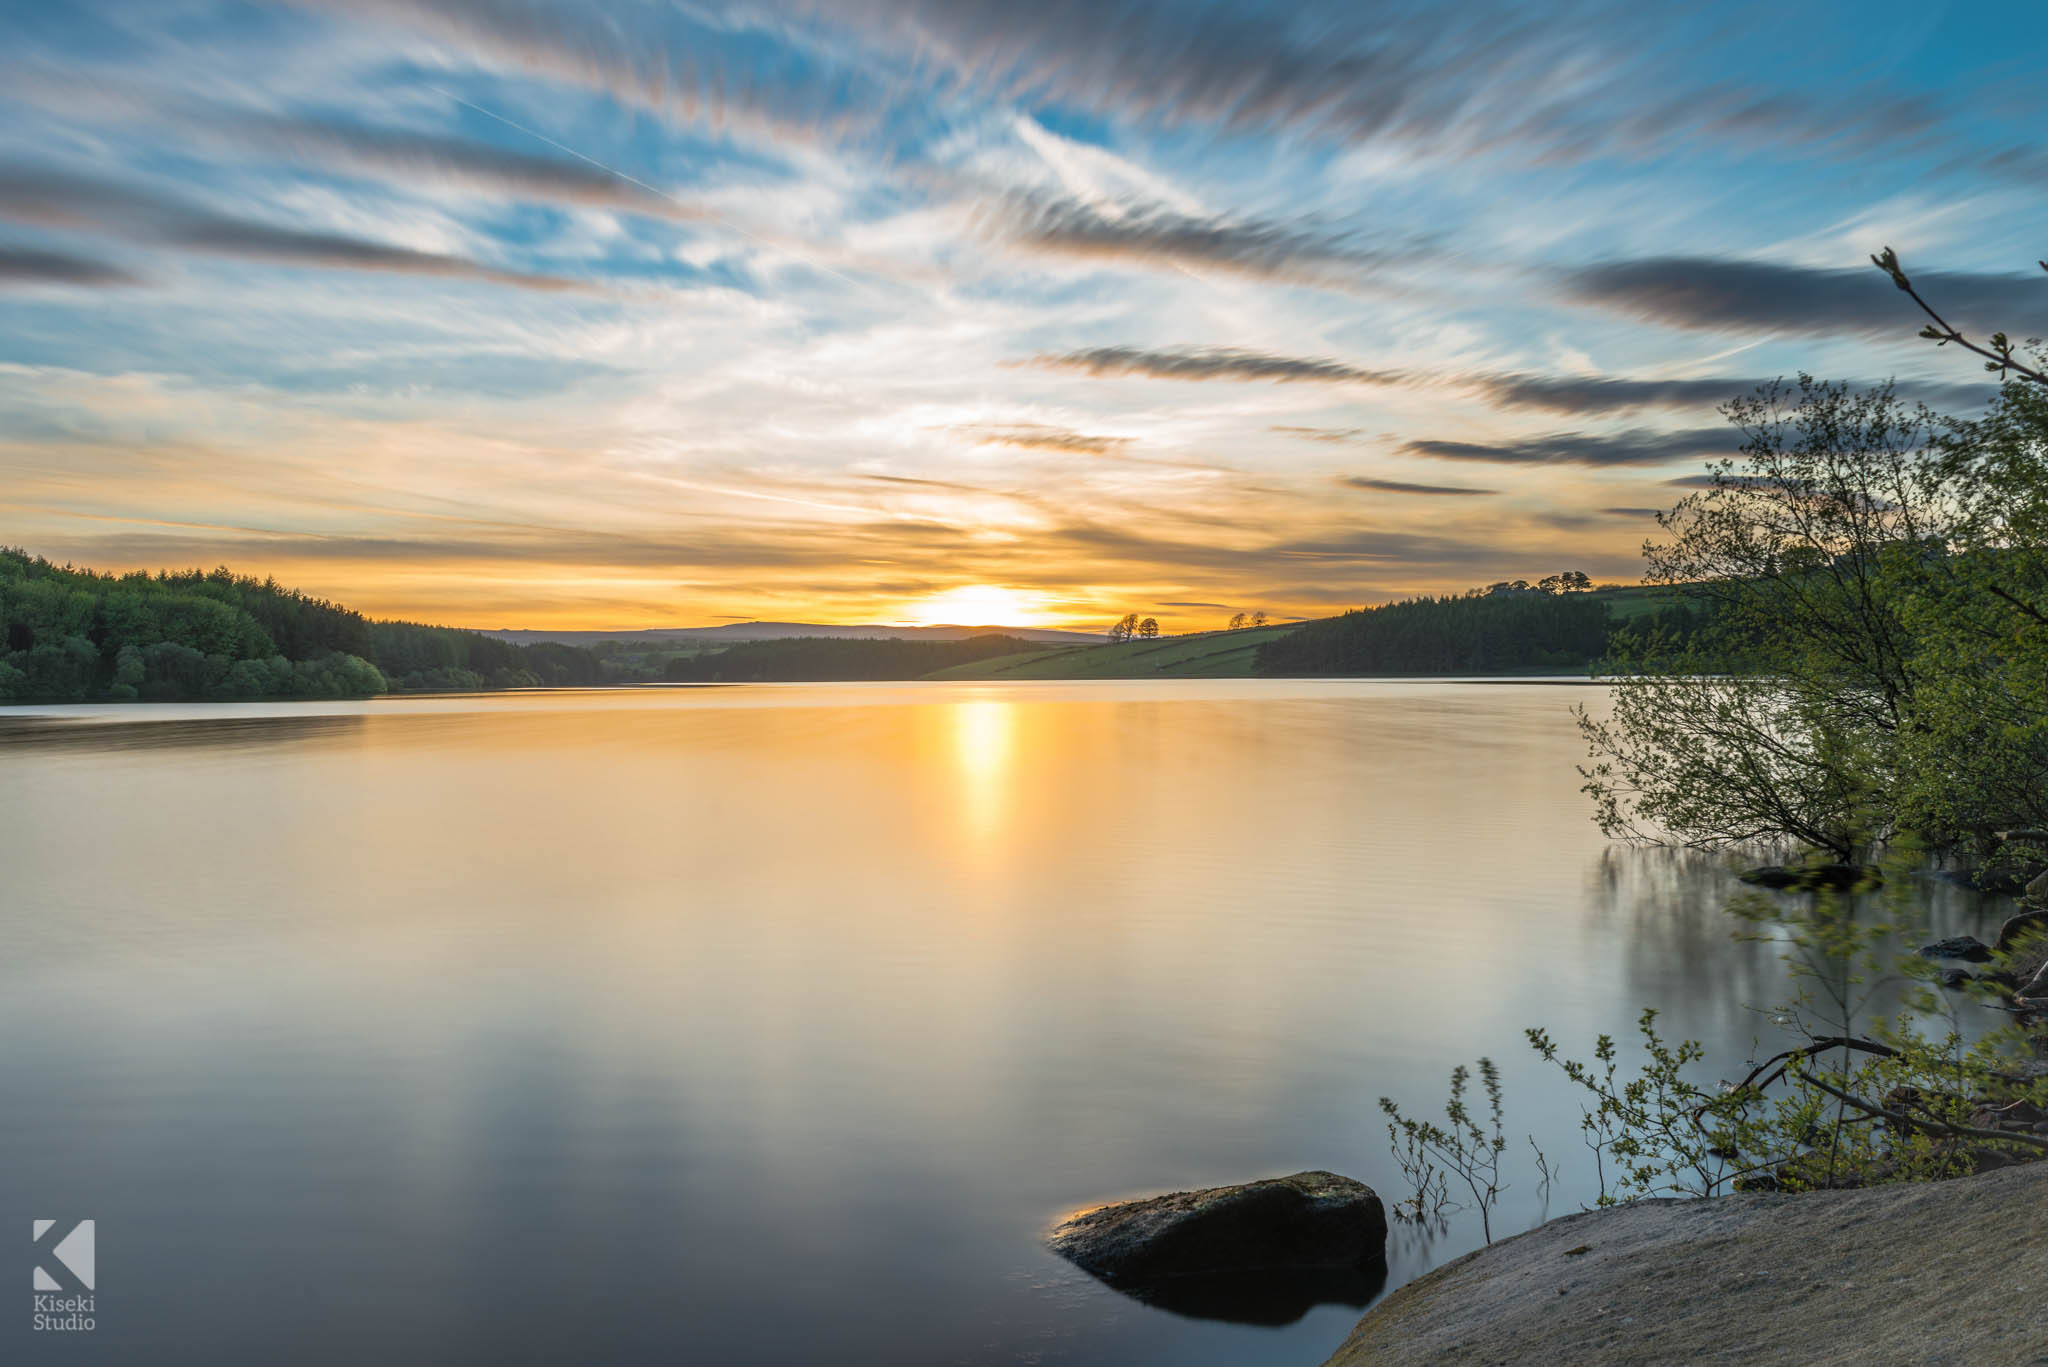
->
(1793, 1067), (2048, 1153)
(1872, 247), (2048, 387)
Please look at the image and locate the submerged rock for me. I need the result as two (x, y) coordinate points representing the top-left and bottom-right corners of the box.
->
(1047, 1170), (1387, 1323)
(1931, 864), (2043, 896)
(1739, 863), (1880, 892)
(1919, 935), (1995, 963)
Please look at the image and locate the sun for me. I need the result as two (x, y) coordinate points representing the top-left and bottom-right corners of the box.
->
(899, 584), (1053, 628)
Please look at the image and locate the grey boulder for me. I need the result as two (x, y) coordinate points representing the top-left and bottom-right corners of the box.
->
(1049, 1170), (1387, 1281)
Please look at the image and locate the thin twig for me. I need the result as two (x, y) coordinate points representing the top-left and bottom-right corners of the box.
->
(1871, 248), (2048, 387)
(1792, 1067), (2048, 1152)
(1986, 585), (2048, 627)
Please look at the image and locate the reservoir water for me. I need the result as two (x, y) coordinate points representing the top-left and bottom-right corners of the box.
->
(0, 681), (1984, 1365)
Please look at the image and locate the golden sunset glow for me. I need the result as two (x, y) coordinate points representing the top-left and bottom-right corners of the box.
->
(2, 0), (2020, 637)
(896, 585), (1057, 629)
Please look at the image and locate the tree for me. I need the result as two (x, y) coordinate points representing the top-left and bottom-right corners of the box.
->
(1138, 617), (1159, 639)
(1249, 609), (1269, 628)
(1258, 583), (1610, 675)
(1228, 612), (1248, 630)
(1576, 376), (2002, 857)
(1538, 571), (1592, 594)
(1107, 612), (1140, 643)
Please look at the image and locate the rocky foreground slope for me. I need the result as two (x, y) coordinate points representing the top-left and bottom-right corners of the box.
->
(1324, 1160), (2048, 1366)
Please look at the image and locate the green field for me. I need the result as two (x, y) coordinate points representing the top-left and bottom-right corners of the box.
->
(1591, 583), (1680, 622)
(927, 622), (1302, 679)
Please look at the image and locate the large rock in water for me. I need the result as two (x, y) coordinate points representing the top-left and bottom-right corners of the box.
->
(1919, 935), (1995, 963)
(1739, 863), (1880, 892)
(1047, 1171), (1387, 1324)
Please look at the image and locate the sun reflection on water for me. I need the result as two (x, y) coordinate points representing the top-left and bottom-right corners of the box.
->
(948, 698), (1016, 850)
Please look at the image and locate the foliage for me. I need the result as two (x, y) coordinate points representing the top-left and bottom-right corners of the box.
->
(0, 547), (626, 702)
(1260, 575), (1611, 674)
(1535, 876), (2047, 1206)
(1526, 1010), (1740, 1203)
(1378, 1059), (1510, 1242)
(1572, 376), (2042, 857)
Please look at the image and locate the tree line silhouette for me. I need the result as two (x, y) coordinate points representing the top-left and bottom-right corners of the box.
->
(0, 548), (614, 702)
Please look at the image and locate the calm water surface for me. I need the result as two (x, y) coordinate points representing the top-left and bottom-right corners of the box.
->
(0, 681), (1987, 1365)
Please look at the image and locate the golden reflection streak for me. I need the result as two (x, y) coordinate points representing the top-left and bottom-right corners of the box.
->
(948, 698), (1017, 853)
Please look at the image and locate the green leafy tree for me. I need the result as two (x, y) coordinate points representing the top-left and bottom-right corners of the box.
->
(1578, 378), (1967, 858)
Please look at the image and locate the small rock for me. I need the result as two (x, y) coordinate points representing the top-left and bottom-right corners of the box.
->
(1919, 936), (1994, 963)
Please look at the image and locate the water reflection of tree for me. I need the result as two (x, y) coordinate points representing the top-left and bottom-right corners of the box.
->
(1589, 846), (1781, 1045)
(1588, 846), (2020, 1067)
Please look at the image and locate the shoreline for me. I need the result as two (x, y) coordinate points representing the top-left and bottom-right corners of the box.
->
(1322, 1160), (2048, 1365)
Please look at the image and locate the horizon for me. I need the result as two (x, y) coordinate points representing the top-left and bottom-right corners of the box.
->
(4, 1), (2047, 629)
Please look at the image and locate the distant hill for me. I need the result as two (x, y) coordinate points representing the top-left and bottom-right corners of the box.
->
(483, 621), (1102, 646)
(661, 633), (1053, 682)
(929, 622), (1302, 680)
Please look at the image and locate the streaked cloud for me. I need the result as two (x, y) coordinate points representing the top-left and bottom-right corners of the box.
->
(217, 111), (704, 218)
(286, 0), (864, 147)
(0, 244), (139, 286)
(1403, 426), (1734, 466)
(1271, 425), (1363, 442)
(950, 423), (1132, 456)
(0, 0), (2041, 627)
(1561, 256), (2048, 337)
(0, 161), (587, 290)
(1030, 346), (1399, 385)
(989, 189), (1403, 285)
(1342, 476), (1499, 496)
(1470, 373), (1767, 414)
(795, 0), (1956, 164)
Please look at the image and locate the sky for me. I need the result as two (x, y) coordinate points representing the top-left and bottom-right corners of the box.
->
(2, 0), (2046, 630)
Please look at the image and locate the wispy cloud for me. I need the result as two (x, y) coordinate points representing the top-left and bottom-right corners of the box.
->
(217, 111), (703, 218)
(1562, 256), (2048, 337)
(0, 161), (587, 291)
(1403, 426), (1734, 466)
(291, 0), (866, 148)
(988, 189), (1404, 285)
(1343, 476), (1499, 496)
(799, 0), (1955, 164)
(1030, 345), (1399, 384)
(1470, 373), (1766, 414)
(950, 422), (1132, 455)
(0, 244), (140, 287)
(1271, 425), (1364, 442)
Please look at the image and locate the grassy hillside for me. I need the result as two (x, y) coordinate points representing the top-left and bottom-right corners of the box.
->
(928, 622), (1301, 679)
(661, 633), (1052, 681)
